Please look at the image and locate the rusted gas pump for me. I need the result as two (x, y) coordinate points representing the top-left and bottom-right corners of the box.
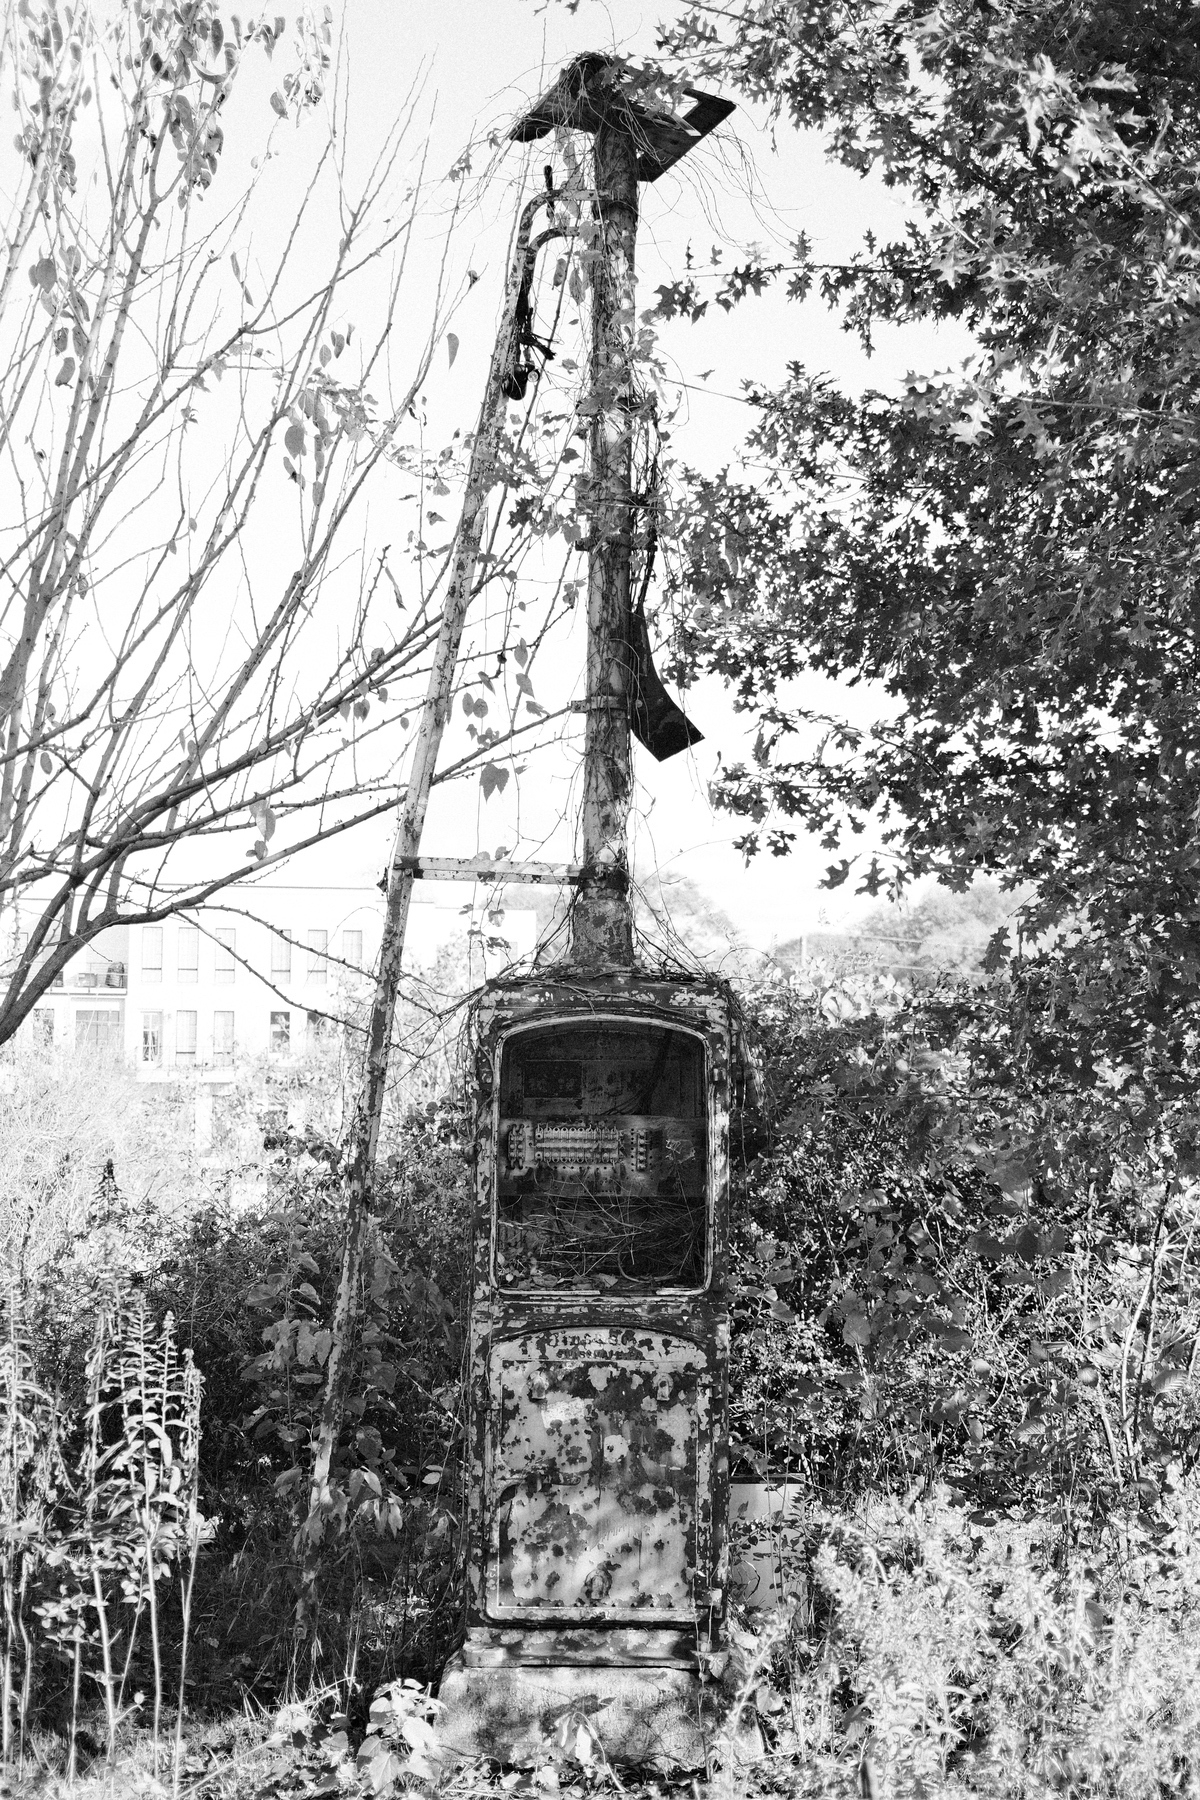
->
(437, 970), (736, 1764)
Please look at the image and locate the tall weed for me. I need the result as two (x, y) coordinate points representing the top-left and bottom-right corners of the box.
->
(0, 1289), (201, 1783)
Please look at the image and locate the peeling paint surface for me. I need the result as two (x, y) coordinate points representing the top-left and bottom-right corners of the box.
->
(490, 1331), (706, 1615)
(436, 1659), (721, 1768)
(458, 1625), (698, 1668)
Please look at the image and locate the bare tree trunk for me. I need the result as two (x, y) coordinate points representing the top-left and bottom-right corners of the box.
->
(301, 186), (557, 1583)
(569, 120), (639, 968)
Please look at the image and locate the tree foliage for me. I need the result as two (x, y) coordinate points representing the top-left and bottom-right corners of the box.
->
(662, 0), (1200, 1096)
(731, 967), (1200, 1530)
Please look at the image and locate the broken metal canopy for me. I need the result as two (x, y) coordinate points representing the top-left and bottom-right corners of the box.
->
(509, 53), (734, 181)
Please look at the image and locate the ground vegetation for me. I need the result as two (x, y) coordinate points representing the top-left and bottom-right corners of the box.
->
(5, 2), (1200, 1796)
(4, 944), (1200, 1797)
(0, 0), (576, 1046)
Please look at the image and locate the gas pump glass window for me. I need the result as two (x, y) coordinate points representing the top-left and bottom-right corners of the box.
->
(496, 1021), (707, 1291)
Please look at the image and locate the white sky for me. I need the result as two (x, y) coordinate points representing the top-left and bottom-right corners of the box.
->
(64, 0), (978, 956)
(406, 0), (971, 952)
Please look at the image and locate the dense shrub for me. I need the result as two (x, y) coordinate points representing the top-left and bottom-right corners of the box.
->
(730, 964), (1200, 1552)
(1, 1032), (475, 1718)
(145, 1095), (473, 1698)
(741, 1493), (1200, 1800)
(8, 960), (1200, 1788)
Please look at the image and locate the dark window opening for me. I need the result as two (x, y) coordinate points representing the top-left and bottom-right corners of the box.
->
(76, 1010), (122, 1054)
(495, 1021), (706, 1292)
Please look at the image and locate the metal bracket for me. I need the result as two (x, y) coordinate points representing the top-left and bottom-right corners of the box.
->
(394, 855), (585, 886)
(569, 698), (627, 714)
(509, 56), (735, 184)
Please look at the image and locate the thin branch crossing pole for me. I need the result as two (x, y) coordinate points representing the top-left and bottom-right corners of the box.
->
(570, 118), (639, 967)
(302, 191), (558, 1577)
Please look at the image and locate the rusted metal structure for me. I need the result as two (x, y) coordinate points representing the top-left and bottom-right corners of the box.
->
(438, 971), (737, 1763)
(435, 55), (737, 1768)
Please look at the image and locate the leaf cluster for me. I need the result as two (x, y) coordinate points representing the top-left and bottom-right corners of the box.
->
(663, 0), (1200, 1091)
(731, 968), (1200, 1533)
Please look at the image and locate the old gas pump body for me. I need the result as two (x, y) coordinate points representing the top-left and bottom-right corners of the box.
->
(438, 970), (734, 1764)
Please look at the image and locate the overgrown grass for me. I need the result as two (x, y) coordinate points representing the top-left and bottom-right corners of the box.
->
(0, 1043), (471, 1783)
(6, 984), (1200, 1798)
(728, 1490), (1200, 1798)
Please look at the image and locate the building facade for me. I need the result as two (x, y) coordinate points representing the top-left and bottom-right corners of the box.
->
(25, 896), (378, 1078)
(20, 885), (538, 1078)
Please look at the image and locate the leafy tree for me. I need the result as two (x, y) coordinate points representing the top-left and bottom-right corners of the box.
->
(661, 0), (1200, 1096)
(0, 1029), (196, 1291)
(731, 967), (1200, 1528)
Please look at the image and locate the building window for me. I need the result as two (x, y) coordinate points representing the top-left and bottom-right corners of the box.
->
(176, 1010), (197, 1065)
(343, 928), (363, 971)
(307, 929), (327, 985)
(270, 931), (292, 979)
(270, 1010), (291, 1054)
(31, 1010), (53, 1045)
(141, 1012), (162, 1064)
(142, 926), (163, 983)
(75, 1010), (121, 1053)
(178, 924), (199, 983)
(213, 1010), (234, 1068)
(214, 928), (235, 985)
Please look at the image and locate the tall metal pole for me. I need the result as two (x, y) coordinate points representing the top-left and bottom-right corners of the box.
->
(301, 191), (555, 1587)
(570, 117), (639, 967)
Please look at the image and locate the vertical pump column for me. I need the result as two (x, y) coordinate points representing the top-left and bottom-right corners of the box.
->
(571, 117), (639, 968)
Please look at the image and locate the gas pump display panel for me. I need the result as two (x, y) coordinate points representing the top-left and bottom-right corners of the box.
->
(495, 1021), (707, 1291)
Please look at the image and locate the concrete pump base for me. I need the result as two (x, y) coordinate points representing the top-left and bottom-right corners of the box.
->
(435, 1656), (716, 1770)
